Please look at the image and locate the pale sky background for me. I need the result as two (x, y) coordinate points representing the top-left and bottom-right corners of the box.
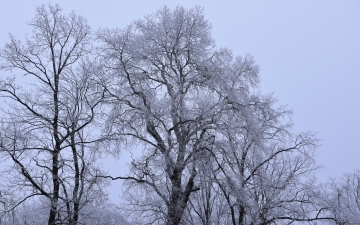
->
(1, 1), (359, 203)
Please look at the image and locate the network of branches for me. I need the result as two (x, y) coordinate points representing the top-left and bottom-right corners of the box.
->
(0, 4), (358, 225)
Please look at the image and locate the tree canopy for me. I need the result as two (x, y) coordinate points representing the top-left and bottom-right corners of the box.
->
(0, 4), (358, 225)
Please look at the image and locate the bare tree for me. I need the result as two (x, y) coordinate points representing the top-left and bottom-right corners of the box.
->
(96, 5), (326, 225)
(0, 4), (107, 225)
(97, 5), (234, 225)
(209, 96), (325, 225)
(316, 171), (360, 225)
(97, 5), (336, 225)
(182, 71), (330, 224)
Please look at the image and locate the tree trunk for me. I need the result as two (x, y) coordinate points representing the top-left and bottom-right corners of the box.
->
(48, 150), (60, 225)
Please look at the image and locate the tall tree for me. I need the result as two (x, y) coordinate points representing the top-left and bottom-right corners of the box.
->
(97, 5), (230, 225)
(0, 4), (107, 225)
(97, 5), (327, 225)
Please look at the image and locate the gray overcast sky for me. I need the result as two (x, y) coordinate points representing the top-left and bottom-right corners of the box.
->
(1, 0), (360, 202)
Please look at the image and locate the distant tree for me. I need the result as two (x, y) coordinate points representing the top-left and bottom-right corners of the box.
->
(0, 4), (107, 225)
(317, 171), (360, 225)
(0, 196), (130, 225)
(97, 5), (329, 225)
